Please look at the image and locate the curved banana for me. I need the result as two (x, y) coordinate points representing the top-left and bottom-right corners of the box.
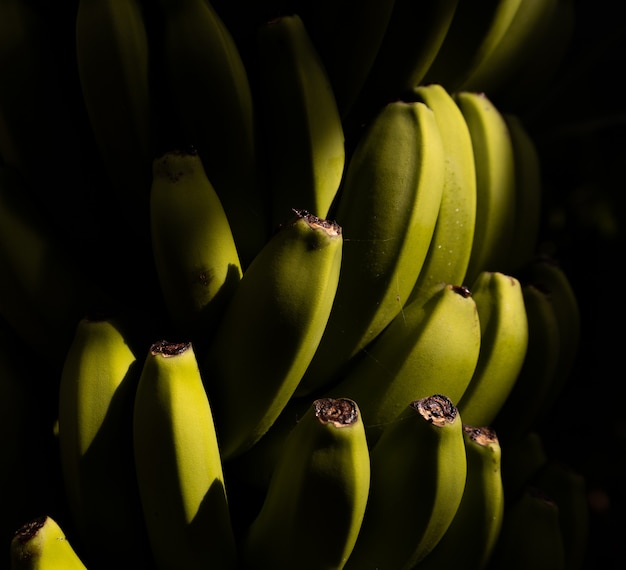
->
(454, 91), (517, 286)
(346, 394), (467, 569)
(201, 210), (343, 461)
(325, 282), (481, 446)
(57, 315), (151, 568)
(254, 14), (345, 229)
(10, 516), (88, 570)
(296, 99), (445, 396)
(133, 340), (237, 569)
(404, 83), (477, 304)
(487, 486), (566, 570)
(153, 0), (268, 268)
(241, 397), (370, 569)
(75, 0), (153, 242)
(418, 425), (504, 570)
(456, 271), (529, 428)
(150, 148), (242, 344)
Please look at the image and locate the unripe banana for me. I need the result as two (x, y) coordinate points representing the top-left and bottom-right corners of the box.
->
(201, 210), (343, 460)
(153, 0), (268, 268)
(10, 516), (87, 570)
(254, 14), (345, 228)
(150, 148), (243, 344)
(241, 397), (370, 569)
(325, 282), (481, 446)
(418, 425), (504, 570)
(456, 271), (529, 427)
(57, 315), (151, 568)
(346, 395), (467, 569)
(133, 340), (237, 569)
(500, 430), (547, 502)
(454, 91), (516, 285)
(296, 99), (445, 396)
(404, 83), (477, 304)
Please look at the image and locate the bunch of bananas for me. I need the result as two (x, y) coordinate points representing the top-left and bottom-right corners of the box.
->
(1, 0), (593, 568)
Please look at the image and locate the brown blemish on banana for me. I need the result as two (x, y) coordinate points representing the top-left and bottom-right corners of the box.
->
(313, 397), (359, 427)
(452, 284), (472, 298)
(150, 340), (190, 357)
(13, 516), (46, 543)
(463, 424), (499, 447)
(413, 394), (458, 427)
(292, 208), (342, 236)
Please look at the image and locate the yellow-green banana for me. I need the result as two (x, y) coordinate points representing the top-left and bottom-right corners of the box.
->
(150, 148), (243, 344)
(152, 0), (268, 268)
(57, 315), (151, 568)
(75, 0), (153, 242)
(133, 340), (237, 569)
(254, 14), (345, 229)
(418, 425), (504, 570)
(10, 516), (88, 570)
(325, 282), (481, 446)
(296, 99), (445, 396)
(456, 271), (529, 427)
(241, 397), (370, 569)
(454, 91), (517, 286)
(201, 210), (343, 461)
(404, 83), (477, 304)
(346, 395), (467, 569)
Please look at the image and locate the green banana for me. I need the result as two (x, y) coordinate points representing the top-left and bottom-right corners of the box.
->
(254, 14), (345, 229)
(75, 0), (153, 242)
(150, 148), (243, 344)
(456, 271), (529, 428)
(499, 430), (547, 502)
(152, 0), (268, 268)
(404, 83), (477, 304)
(296, 99), (445, 396)
(487, 486), (566, 570)
(346, 394), (467, 569)
(201, 209), (343, 460)
(454, 91), (517, 286)
(418, 425), (504, 570)
(325, 282), (481, 446)
(57, 315), (151, 568)
(10, 516), (88, 570)
(133, 340), (237, 569)
(241, 397), (370, 569)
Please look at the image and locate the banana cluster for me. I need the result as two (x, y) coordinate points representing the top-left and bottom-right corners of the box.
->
(1, 1), (589, 569)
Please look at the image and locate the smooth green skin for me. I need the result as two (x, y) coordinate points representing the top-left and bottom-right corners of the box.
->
(406, 83), (477, 304)
(57, 317), (150, 566)
(11, 516), (88, 570)
(150, 150), (242, 341)
(202, 213), (343, 461)
(242, 399), (370, 569)
(256, 14), (345, 228)
(345, 397), (467, 570)
(455, 91), (516, 287)
(297, 100), (445, 396)
(133, 342), (237, 570)
(457, 271), (529, 427)
(418, 426), (504, 570)
(326, 282), (481, 446)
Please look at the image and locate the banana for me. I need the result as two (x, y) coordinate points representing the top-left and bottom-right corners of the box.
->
(418, 425), (504, 570)
(75, 0), (153, 242)
(152, 0), (268, 268)
(454, 91), (517, 286)
(503, 114), (543, 274)
(150, 148), (243, 344)
(254, 14), (345, 229)
(456, 271), (529, 428)
(133, 340), (237, 569)
(241, 397), (370, 569)
(10, 516), (88, 570)
(346, 394), (467, 569)
(404, 83), (477, 304)
(57, 315), (151, 568)
(487, 485), (566, 570)
(499, 430), (547, 502)
(324, 282), (481, 446)
(296, 99), (445, 396)
(201, 209), (343, 461)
